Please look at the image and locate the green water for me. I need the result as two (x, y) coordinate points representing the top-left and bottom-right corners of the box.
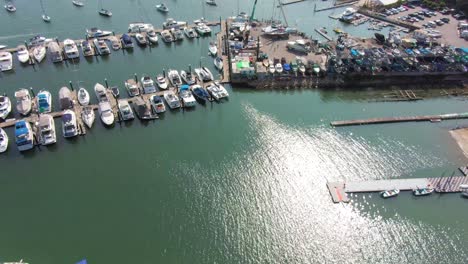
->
(1, 0), (468, 263)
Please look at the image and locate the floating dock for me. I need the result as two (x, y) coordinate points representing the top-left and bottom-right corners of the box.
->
(314, 28), (333, 41)
(314, 1), (358, 12)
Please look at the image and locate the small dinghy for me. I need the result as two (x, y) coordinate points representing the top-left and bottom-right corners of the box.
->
(42, 14), (51, 22)
(98, 8), (112, 17)
(81, 106), (95, 128)
(206, 0), (217, 5)
(413, 187), (434, 196)
(4, 4), (16, 12)
(380, 189), (400, 198)
(0, 128), (8, 153)
(110, 86), (119, 98)
(78, 87), (90, 106)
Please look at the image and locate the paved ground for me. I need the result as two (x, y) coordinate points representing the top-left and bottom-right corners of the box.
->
(451, 128), (468, 159)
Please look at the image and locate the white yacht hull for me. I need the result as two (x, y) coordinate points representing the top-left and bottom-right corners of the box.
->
(0, 128), (8, 153)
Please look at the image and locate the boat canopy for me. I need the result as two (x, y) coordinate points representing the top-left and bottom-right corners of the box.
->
(180, 84), (190, 91)
(152, 96), (163, 103)
(62, 113), (73, 122)
(122, 34), (132, 42)
(15, 121), (28, 136)
(283, 64), (291, 71)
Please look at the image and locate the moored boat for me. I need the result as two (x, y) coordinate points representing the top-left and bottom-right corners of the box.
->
(163, 18), (187, 29)
(39, 114), (56, 145)
(179, 85), (196, 108)
(161, 30), (174, 43)
(108, 36), (121, 50)
(380, 189), (400, 198)
(167, 70), (182, 87)
(72, 0), (84, 7)
(16, 45), (30, 64)
(0, 128), (8, 153)
(413, 187), (434, 196)
(110, 86), (119, 98)
(0, 95), (12, 119)
(98, 8), (112, 17)
(194, 67), (213, 81)
(150, 95), (166, 114)
(0, 51), (13, 71)
(214, 56), (223, 70)
(15, 120), (34, 151)
(86, 28), (112, 38)
(37, 90), (52, 113)
(135, 33), (147, 45)
(117, 100), (134, 121)
(33, 45), (46, 62)
(78, 87), (90, 106)
(155, 74), (168, 90)
(183, 27), (198, 38)
(214, 81), (229, 98)
(156, 3), (169, 13)
(4, 3), (16, 12)
(147, 30), (158, 44)
(81, 41), (94, 57)
(191, 85), (212, 104)
(47, 42), (63, 63)
(14, 89), (32, 116)
(163, 91), (181, 109)
(93, 39), (110, 55)
(133, 97), (158, 120)
(141, 76), (156, 94)
(171, 28), (184, 41)
(98, 101), (114, 126)
(63, 39), (80, 59)
(81, 106), (95, 128)
(59, 86), (73, 110)
(124, 79), (141, 97)
(180, 70), (196, 85)
(62, 110), (78, 138)
(206, 83), (222, 101)
(460, 184), (468, 198)
(121, 34), (134, 49)
(128, 23), (154, 33)
(94, 83), (108, 102)
(208, 42), (217, 56)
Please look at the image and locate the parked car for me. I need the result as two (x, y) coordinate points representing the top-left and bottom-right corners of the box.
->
(441, 17), (450, 23)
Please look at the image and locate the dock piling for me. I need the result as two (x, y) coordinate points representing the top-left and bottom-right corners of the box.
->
(69, 81), (74, 91)
(29, 87), (35, 97)
(105, 78), (109, 88)
(134, 73), (138, 83)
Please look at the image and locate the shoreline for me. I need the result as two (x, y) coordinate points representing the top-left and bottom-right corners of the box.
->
(450, 128), (468, 159)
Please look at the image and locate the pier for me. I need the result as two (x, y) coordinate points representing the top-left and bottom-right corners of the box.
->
(314, 1), (358, 12)
(357, 8), (420, 30)
(314, 28), (333, 41)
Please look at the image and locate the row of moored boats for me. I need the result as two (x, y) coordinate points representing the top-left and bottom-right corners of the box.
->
(381, 185), (468, 198)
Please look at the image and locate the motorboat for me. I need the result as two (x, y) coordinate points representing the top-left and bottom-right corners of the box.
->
(413, 187), (434, 196)
(47, 42), (63, 63)
(110, 86), (119, 98)
(81, 106), (95, 128)
(191, 85), (212, 104)
(98, 8), (112, 17)
(4, 4), (16, 12)
(29, 35), (47, 47)
(275, 63), (283, 73)
(268, 63), (275, 73)
(298, 63), (306, 74)
(121, 34), (134, 49)
(108, 36), (121, 50)
(180, 70), (196, 85)
(14, 89), (32, 116)
(15, 120), (34, 151)
(161, 30), (174, 43)
(0, 95), (11, 119)
(206, 0), (217, 5)
(194, 67), (213, 81)
(62, 110), (78, 138)
(98, 101), (114, 126)
(78, 87), (90, 105)
(81, 41), (94, 57)
(63, 39), (80, 59)
(156, 3), (169, 13)
(94, 83), (108, 102)
(214, 81), (229, 98)
(162, 18), (187, 29)
(72, 0), (84, 7)
(135, 33), (147, 45)
(208, 42), (217, 56)
(93, 39), (110, 55)
(460, 184), (468, 198)
(39, 114), (56, 145)
(167, 70), (182, 87)
(141, 76), (156, 94)
(59, 86), (73, 110)
(150, 95), (166, 113)
(155, 74), (168, 89)
(0, 128), (8, 153)
(0, 51), (13, 71)
(37, 90), (52, 113)
(163, 91), (181, 109)
(33, 45), (46, 62)
(117, 100), (134, 121)
(128, 23), (154, 33)
(183, 27), (198, 38)
(340, 7), (356, 22)
(195, 22), (212, 35)
(287, 39), (311, 54)
(206, 83), (222, 101)
(380, 189), (400, 198)
(133, 97), (158, 120)
(16, 45), (30, 64)
(42, 14), (51, 22)
(178, 85), (196, 108)
(214, 56), (223, 70)
(147, 30), (158, 44)
(124, 79), (141, 97)
(86, 28), (112, 38)
(171, 28), (184, 41)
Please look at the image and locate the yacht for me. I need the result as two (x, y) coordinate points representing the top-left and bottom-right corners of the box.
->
(150, 95), (166, 113)
(340, 7), (356, 23)
(171, 28), (184, 41)
(78, 87), (90, 106)
(0, 128), (8, 153)
(195, 22), (212, 35)
(214, 56), (223, 70)
(163, 91), (181, 109)
(191, 85), (212, 104)
(33, 45), (46, 62)
(98, 8), (112, 17)
(162, 18), (187, 29)
(206, 83), (222, 101)
(180, 70), (196, 85)
(93, 39), (110, 55)
(206, 0), (217, 5)
(380, 189), (400, 198)
(275, 63), (283, 73)
(15, 120), (34, 151)
(108, 36), (121, 50)
(117, 100), (135, 121)
(110, 86), (119, 98)
(183, 27), (198, 38)
(161, 30), (174, 43)
(155, 74), (168, 89)
(39, 114), (56, 145)
(59, 86), (73, 110)
(460, 184), (468, 198)
(81, 106), (95, 128)
(0, 95), (11, 119)
(121, 34), (134, 49)
(194, 67), (213, 81)
(128, 23), (154, 33)
(287, 39), (311, 54)
(63, 39), (80, 59)
(72, 0), (84, 7)
(147, 30), (159, 44)
(168, 70), (182, 87)
(179, 85), (196, 107)
(47, 42), (63, 63)
(98, 101), (114, 126)
(135, 33), (147, 46)
(141, 76), (157, 94)
(86, 28), (112, 38)
(16, 45), (30, 64)
(62, 110), (78, 138)
(29, 35), (47, 47)
(214, 81), (229, 98)
(14, 89), (32, 116)
(133, 97), (158, 120)
(94, 83), (108, 102)
(4, 3), (16, 12)
(156, 3), (169, 12)
(0, 51), (13, 71)
(208, 42), (217, 56)
(81, 41), (94, 57)
(124, 79), (141, 97)
(37, 90), (52, 113)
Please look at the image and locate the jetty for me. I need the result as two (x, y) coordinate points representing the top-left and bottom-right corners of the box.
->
(314, 28), (333, 41)
(314, 1), (358, 12)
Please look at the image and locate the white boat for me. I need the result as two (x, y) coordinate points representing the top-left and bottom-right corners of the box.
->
(340, 7), (356, 22)
(47, 42), (63, 63)
(124, 79), (141, 97)
(147, 30), (158, 44)
(86, 28), (112, 38)
(268, 63), (275, 73)
(33, 45), (46, 62)
(194, 67), (213, 81)
(179, 85), (196, 107)
(133, 97), (158, 120)
(16, 45), (30, 63)
(63, 39), (79, 59)
(161, 30), (174, 43)
(183, 27), (198, 38)
(0, 51), (13, 71)
(4, 4), (16, 12)
(299, 64), (306, 73)
(72, 0), (84, 7)
(39, 114), (56, 145)
(413, 187), (434, 196)
(156, 3), (169, 12)
(0, 128), (8, 153)
(214, 81), (229, 98)
(0, 45), (6, 49)
(14, 89), (32, 116)
(141, 76), (157, 94)
(287, 39), (311, 54)
(167, 70), (182, 87)
(135, 33), (147, 45)
(150, 95), (166, 113)
(0, 95), (12, 120)
(460, 184), (468, 198)
(275, 63), (283, 73)
(37, 90), (52, 113)
(180, 70), (196, 85)
(98, 101), (114, 126)
(206, 83), (222, 101)
(81, 106), (95, 128)
(118, 100), (134, 121)
(78, 87), (90, 106)
(62, 110), (78, 138)
(195, 22), (212, 35)
(208, 42), (217, 56)
(93, 39), (110, 55)
(108, 36), (121, 50)
(162, 18), (187, 29)
(155, 74), (168, 89)
(380, 189), (400, 198)
(163, 91), (181, 109)
(98, 8), (112, 17)
(42, 14), (51, 22)
(15, 120), (34, 151)
(214, 56), (223, 70)
(94, 83), (108, 102)
(128, 23), (154, 33)
(206, 0), (217, 5)
(171, 28), (184, 41)
(29, 35), (47, 47)
(59, 86), (73, 110)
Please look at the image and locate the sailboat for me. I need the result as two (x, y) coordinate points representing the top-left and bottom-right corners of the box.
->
(98, 0), (112, 17)
(40, 0), (51, 22)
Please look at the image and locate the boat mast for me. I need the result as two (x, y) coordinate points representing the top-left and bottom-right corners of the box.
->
(40, 0), (46, 14)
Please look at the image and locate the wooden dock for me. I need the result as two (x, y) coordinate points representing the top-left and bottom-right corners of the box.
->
(314, 28), (333, 41)
(330, 112), (468, 127)
(314, 1), (358, 12)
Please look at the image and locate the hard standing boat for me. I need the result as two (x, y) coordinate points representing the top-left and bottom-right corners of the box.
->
(0, 128), (8, 153)
(15, 120), (34, 151)
(0, 95), (12, 120)
(98, 101), (114, 126)
(14, 89), (32, 116)
(117, 100), (134, 121)
(163, 91), (181, 109)
(39, 114), (56, 145)
(124, 79), (141, 97)
(0, 51), (13, 71)
(37, 90), (52, 113)
(62, 110), (78, 138)
(81, 106), (95, 128)
(78, 87), (90, 106)
(16, 45), (30, 64)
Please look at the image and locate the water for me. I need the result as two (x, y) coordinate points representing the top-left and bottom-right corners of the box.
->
(1, 0), (468, 263)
